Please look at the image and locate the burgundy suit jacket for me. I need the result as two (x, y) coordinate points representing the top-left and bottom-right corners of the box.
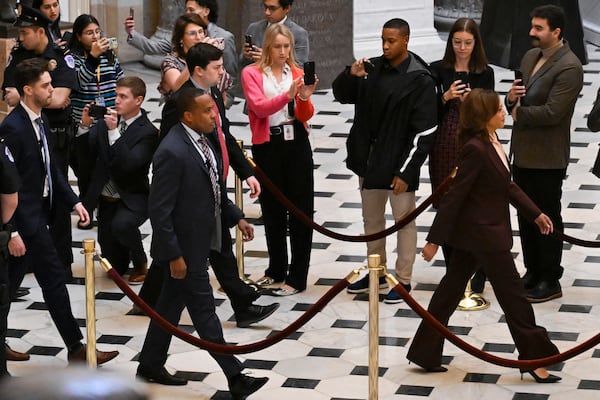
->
(427, 137), (541, 252)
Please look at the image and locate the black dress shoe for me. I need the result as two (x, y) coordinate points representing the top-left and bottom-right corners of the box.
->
(521, 271), (539, 290)
(136, 365), (188, 386)
(229, 373), (268, 399)
(526, 280), (562, 303)
(235, 303), (280, 328)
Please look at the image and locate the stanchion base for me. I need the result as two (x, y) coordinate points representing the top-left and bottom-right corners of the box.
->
(457, 293), (490, 311)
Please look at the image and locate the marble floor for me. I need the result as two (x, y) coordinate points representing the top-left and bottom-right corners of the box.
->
(5, 47), (600, 399)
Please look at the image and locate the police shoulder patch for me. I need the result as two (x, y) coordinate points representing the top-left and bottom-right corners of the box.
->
(64, 54), (75, 69)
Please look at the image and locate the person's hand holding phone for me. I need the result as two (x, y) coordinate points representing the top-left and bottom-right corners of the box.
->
(124, 8), (135, 36)
(350, 58), (373, 77)
(104, 108), (118, 130)
(508, 70), (526, 104)
(90, 37), (110, 58)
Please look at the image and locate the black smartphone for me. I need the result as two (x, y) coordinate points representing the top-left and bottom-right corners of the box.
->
(363, 60), (375, 74)
(129, 7), (134, 19)
(303, 61), (315, 85)
(88, 104), (107, 119)
(61, 31), (72, 43)
(244, 34), (253, 48)
(514, 69), (523, 81)
(455, 71), (469, 85)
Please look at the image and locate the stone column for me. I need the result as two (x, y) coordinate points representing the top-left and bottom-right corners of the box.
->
(353, 0), (444, 63)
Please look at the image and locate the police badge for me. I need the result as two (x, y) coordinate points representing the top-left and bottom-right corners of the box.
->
(48, 59), (57, 71)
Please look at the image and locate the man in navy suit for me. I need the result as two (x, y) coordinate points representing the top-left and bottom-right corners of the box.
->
(137, 88), (269, 398)
(82, 76), (158, 284)
(137, 43), (278, 328)
(0, 58), (118, 364)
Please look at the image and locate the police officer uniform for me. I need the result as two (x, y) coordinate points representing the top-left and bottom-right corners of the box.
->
(0, 141), (21, 378)
(2, 5), (78, 278)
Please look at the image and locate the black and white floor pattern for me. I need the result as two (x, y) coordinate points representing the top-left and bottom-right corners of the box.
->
(6, 46), (600, 399)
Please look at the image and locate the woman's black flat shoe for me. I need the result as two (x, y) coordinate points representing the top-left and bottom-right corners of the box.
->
(409, 361), (447, 373)
(522, 370), (562, 383)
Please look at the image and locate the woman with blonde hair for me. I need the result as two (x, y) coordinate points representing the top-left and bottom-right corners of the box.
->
(241, 23), (317, 296)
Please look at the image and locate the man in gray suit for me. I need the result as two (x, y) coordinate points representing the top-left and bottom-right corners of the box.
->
(240, 0), (309, 69)
(505, 4), (583, 303)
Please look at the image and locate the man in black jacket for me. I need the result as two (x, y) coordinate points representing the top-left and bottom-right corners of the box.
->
(139, 43), (277, 327)
(82, 76), (158, 284)
(332, 18), (438, 304)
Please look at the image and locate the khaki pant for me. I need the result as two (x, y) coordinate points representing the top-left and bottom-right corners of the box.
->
(359, 179), (416, 285)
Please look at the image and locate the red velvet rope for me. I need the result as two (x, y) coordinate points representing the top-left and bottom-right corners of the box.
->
(105, 266), (349, 355)
(251, 163), (454, 242)
(252, 160), (600, 248)
(391, 283), (600, 369)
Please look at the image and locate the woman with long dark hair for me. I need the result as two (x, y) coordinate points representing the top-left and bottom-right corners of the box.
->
(407, 89), (560, 384)
(32, 0), (62, 44)
(429, 18), (494, 291)
(68, 14), (124, 227)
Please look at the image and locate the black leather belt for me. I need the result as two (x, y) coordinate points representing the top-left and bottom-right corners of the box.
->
(270, 123), (294, 135)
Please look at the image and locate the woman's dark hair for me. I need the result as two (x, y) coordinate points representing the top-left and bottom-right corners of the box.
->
(32, 0), (61, 39)
(68, 14), (101, 56)
(171, 13), (208, 58)
(442, 18), (488, 74)
(457, 88), (500, 146)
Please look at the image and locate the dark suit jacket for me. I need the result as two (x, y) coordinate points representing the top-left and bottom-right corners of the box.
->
(427, 137), (541, 252)
(160, 80), (254, 180)
(0, 104), (79, 236)
(83, 111), (158, 214)
(149, 123), (243, 266)
(506, 41), (583, 169)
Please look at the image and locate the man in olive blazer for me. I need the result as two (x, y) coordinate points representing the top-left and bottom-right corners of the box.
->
(505, 5), (583, 303)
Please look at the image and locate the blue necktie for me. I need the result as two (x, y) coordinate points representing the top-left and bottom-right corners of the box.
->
(35, 118), (53, 207)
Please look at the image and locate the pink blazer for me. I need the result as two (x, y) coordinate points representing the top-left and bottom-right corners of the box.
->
(241, 64), (314, 144)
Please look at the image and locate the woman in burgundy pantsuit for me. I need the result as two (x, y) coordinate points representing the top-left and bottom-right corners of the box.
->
(407, 89), (560, 383)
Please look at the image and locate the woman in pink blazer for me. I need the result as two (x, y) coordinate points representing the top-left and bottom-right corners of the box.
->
(406, 89), (560, 383)
(241, 23), (317, 296)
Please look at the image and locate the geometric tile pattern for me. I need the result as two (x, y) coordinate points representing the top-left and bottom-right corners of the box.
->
(8, 47), (600, 399)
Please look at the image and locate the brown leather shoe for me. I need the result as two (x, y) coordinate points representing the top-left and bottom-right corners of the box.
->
(128, 262), (147, 285)
(68, 345), (119, 365)
(6, 344), (29, 361)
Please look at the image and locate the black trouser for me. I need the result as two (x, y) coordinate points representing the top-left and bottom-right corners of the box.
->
(97, 198), (147, 276)
(138, 260), (243, 379)
(138, 226), (258, 313)
(513, 166), (565, 282)
(251, 123), (314, 291)
(8, 223), (83, 349)
(49, 126), (73, 279)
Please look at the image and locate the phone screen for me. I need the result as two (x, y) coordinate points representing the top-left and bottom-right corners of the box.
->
(129, 7), (134, 19)
(514, 70), (523, 81)
(303, 61), (315, 85)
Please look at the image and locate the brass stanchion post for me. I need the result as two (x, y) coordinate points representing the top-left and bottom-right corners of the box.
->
(83, 239), (97, 367)
(368, 254), (383, 400)
(457, 279), (490, 311)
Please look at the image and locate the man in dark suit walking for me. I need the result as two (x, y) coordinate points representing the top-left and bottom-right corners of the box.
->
(0, 58), (118, 364)
(136, 43), (277, 328)
(137, 88), (269, 398)
(82, 76), (158, 284)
